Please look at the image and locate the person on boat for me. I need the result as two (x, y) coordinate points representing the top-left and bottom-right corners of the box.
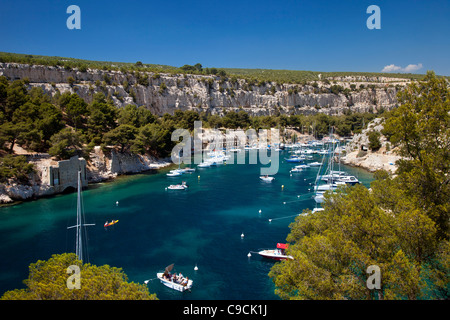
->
(182, 277), (189, 286)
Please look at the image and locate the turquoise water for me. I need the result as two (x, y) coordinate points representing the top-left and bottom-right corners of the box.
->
(0, 151), (373, 300)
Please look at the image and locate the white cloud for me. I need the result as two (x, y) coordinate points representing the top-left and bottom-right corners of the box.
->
(403, 63), (423, 73)
(381, 64), (402, 72)
(381, 63), (423, 73)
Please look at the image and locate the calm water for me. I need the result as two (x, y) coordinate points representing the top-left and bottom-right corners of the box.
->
(0, 151), (373, 300)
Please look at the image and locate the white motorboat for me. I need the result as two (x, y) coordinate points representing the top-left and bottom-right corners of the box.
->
(197, 161), (211, 168)
(156, 264), (193, 292)
(290, 167), (303, 173)
(257, 243), (293, 261)
(314, 193), (324, 203)
(166, 181), (188, 190)
(285, 156), (303, 163)
(260, 175), (275, 182)
(337, 175), (360, 185)
(315, 184), (337, 192)
(308, 162), (322, 167)
(167, 171), (182, 177)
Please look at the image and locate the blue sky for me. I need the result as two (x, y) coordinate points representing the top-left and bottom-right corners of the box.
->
(0, 0), (449, 75)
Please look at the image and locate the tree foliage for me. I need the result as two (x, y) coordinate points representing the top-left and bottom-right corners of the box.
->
(0, 155), (35, 184)
(269, 72), (450, 300)
(1, 253), (157, 300)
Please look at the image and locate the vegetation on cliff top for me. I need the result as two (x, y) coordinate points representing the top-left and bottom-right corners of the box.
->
(1, 51), (441, 85)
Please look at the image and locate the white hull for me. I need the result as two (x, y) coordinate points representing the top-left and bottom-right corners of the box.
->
(308, 162), (322, 167)
(257, 249), (293, 261)
(156, 273), (193, 292)
(167, 172), (182, 177)
(260, 176), (275, 182)
(167, 185), (187, 190)
(314, 194), (324, 203)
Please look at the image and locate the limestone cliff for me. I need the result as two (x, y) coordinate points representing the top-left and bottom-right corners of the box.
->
(0, 63), (408, 116)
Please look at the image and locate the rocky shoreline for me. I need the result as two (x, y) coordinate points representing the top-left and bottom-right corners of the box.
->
(342, 117), (401, 174)
(0, 148), (172, 205)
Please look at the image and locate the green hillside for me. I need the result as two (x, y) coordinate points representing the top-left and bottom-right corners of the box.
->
(0, 51), (439, 84)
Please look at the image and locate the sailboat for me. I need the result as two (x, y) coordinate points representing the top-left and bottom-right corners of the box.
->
(67, 171), (95, 262)
(314, 129), (339, 204)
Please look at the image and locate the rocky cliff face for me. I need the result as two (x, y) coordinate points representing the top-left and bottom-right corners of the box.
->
(0, 63), (407, 116)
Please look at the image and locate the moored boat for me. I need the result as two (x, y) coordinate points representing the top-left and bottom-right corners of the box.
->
(257, 243), (293, 261)
(285, 156), (302, 163)
(260, 175), (275, 182)
(156, 264), (193, 292)
(167, 171), (182, 177)
(166, 181), (188, 190)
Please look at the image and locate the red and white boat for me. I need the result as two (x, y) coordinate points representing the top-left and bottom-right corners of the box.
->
(257, 243), (293, 261)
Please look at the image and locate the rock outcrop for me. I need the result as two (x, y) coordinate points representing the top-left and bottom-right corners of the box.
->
(342, 118), (402, 173)
(0, 63), (408, 116)
(0, 147), (171, 204)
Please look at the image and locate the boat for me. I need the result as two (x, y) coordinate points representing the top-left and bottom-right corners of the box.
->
(156, 264), (193, 292)
(197, 161), (211, 168)
(167, 171), (182, 177)
(257, 243), (293, 261)
(285, 156), (302, 163)
(290, 167), (302, 173)
(104, 220), (119, 228)
(308, 162), (322, 167)
(314, 193), (324, 203)
(337, 175), (360, 185)
(260, 175), (275, 182)
(167, 181), (188, 190)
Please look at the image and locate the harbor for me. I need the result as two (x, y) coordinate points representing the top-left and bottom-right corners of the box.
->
(0, 148), (373, 300)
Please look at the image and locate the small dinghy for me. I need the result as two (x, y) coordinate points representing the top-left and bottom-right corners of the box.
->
(156, 264), (193, 292)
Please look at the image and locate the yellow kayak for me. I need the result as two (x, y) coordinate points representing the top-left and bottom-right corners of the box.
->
(104, 220), (119, 227)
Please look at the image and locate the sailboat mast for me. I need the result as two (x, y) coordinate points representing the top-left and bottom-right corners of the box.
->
(67, 170), (95, 262)
(76, 170), (83, 262)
